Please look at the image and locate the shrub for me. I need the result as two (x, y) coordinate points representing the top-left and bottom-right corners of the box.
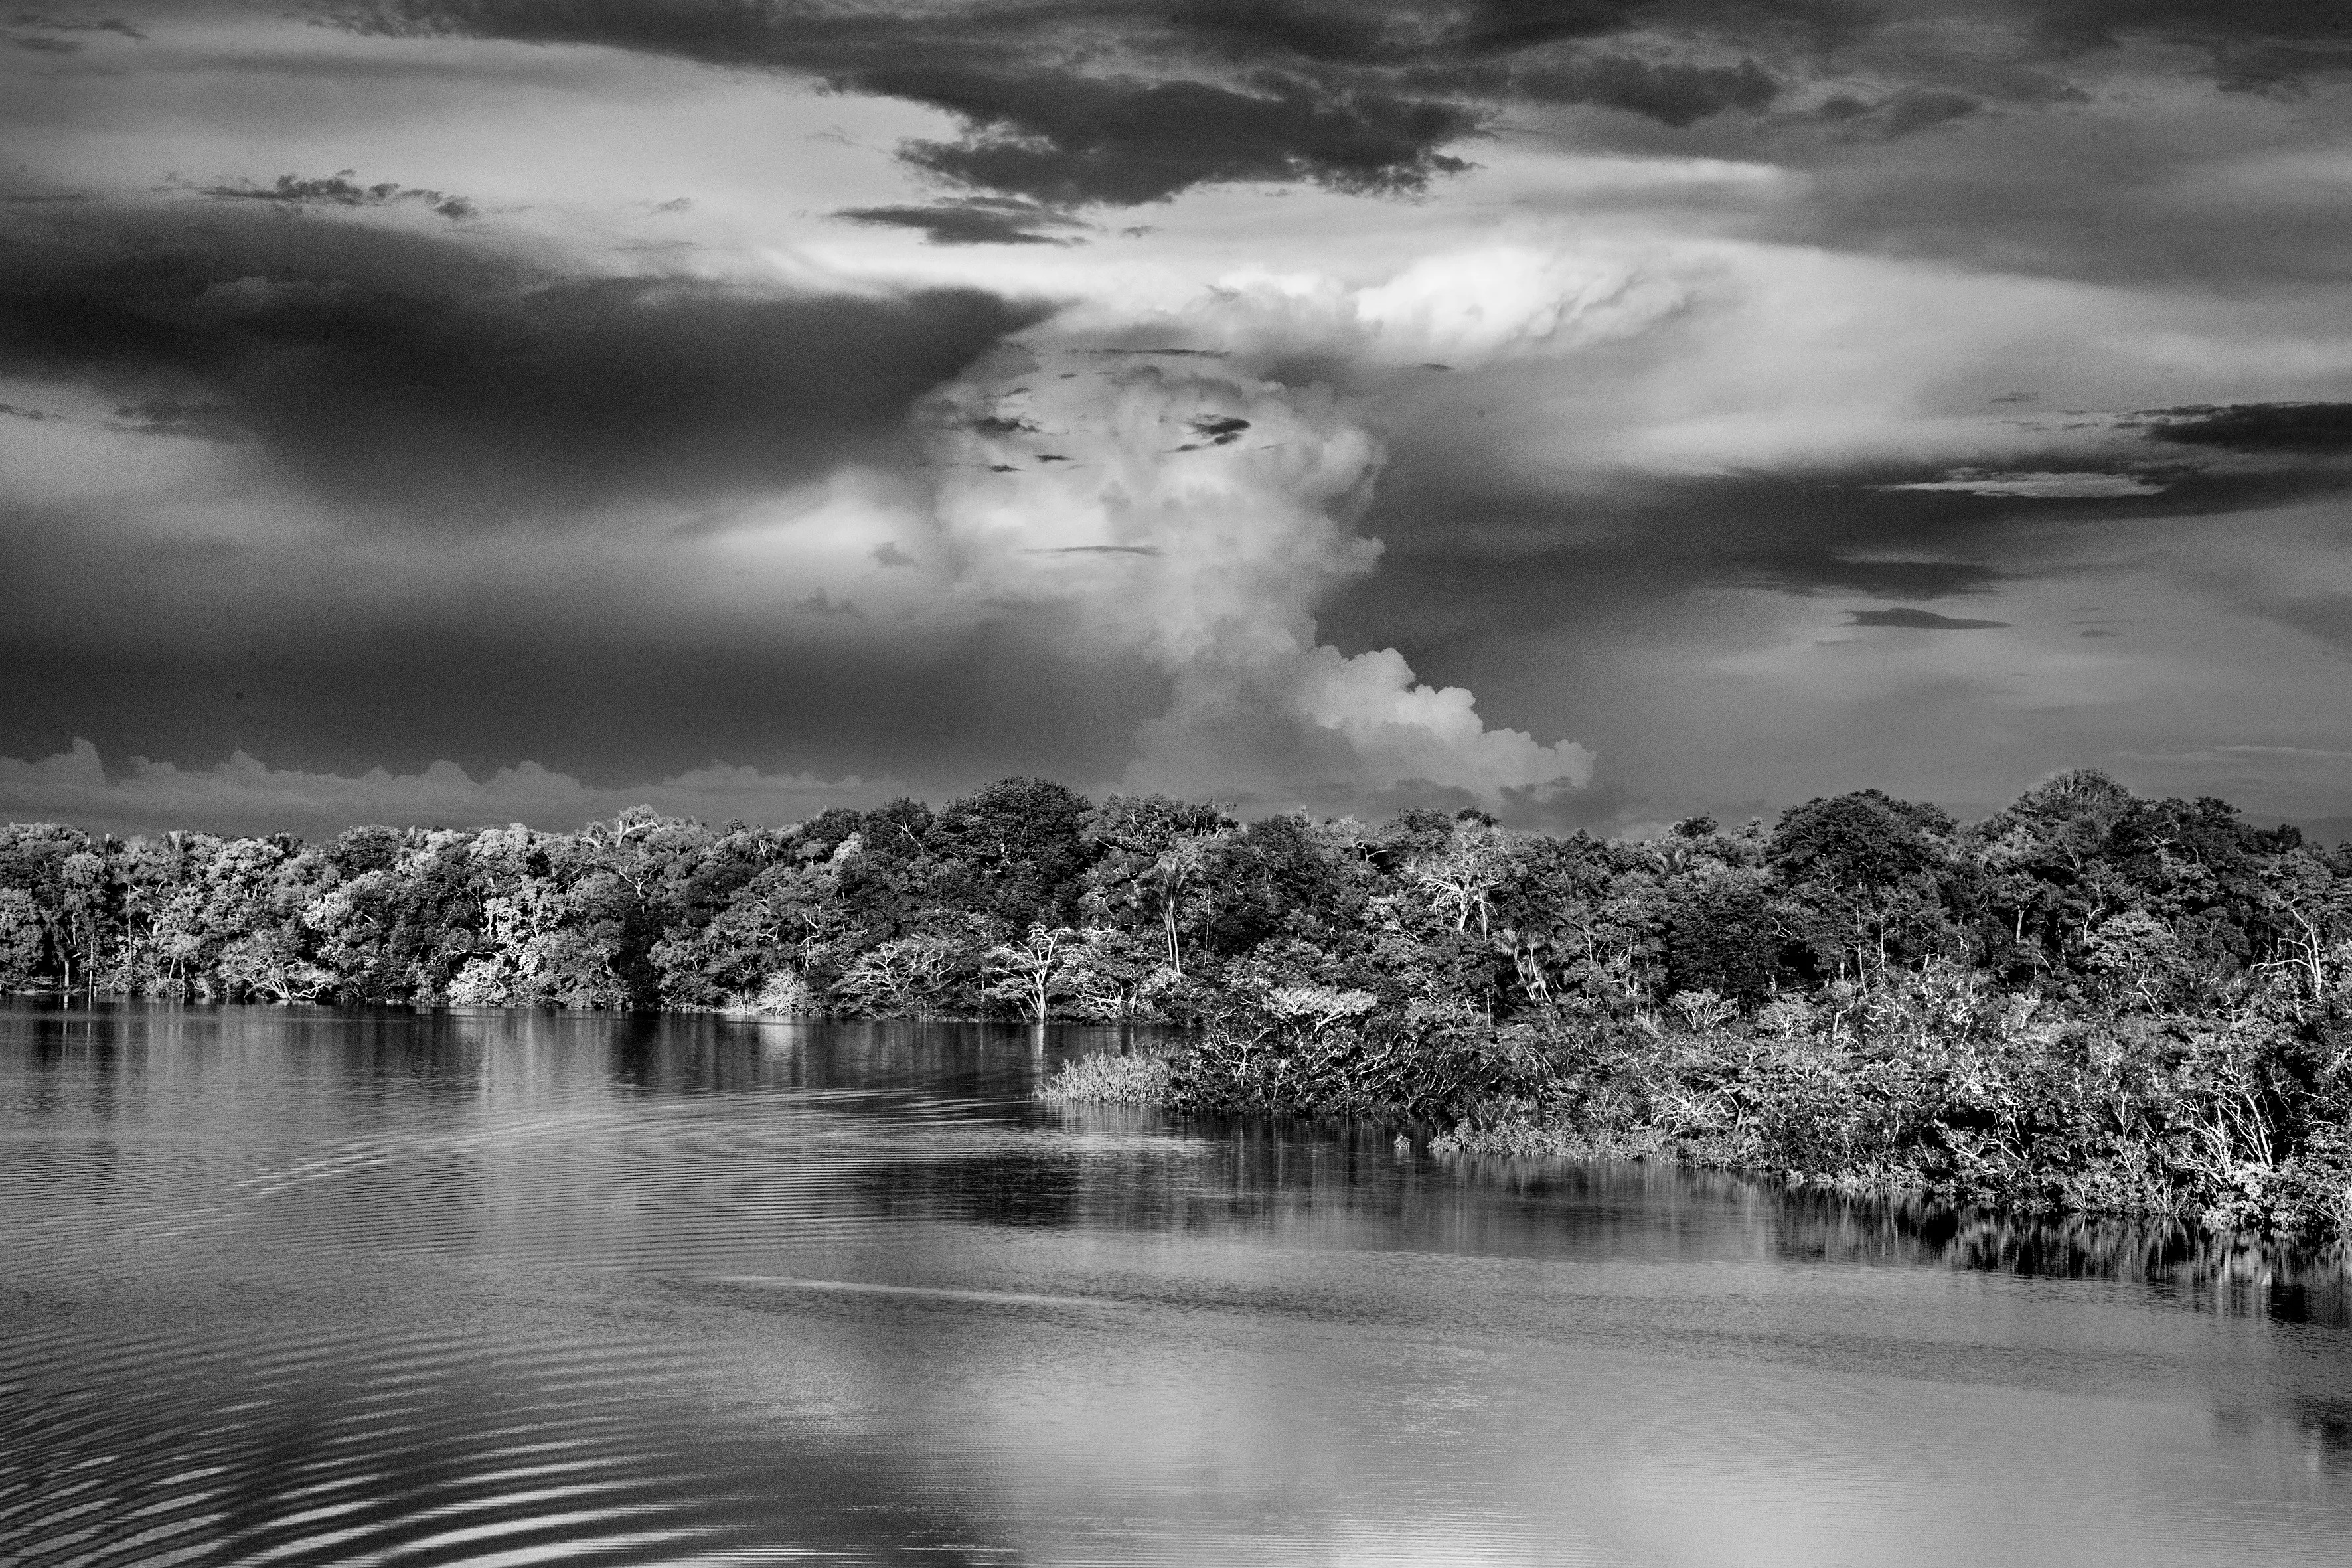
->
(1038, 1050), (1175, 1105)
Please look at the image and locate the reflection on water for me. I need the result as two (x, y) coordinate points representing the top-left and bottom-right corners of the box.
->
(3, 1002), (2349, 1567)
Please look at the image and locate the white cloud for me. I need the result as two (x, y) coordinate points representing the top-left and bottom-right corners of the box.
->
(1172, 244), (1687, 370)
(0, 740), (890, 838)
(1131, 642), (1595, 811)
(925, 313), (1596, 813)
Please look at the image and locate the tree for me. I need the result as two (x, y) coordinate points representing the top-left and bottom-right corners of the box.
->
(830, 933), (965, 1017)
(217, 930), (334, 1004)
(1664, 865), (1784, 1002)
(1080, 795), (1234, 975)
(1768, 790), (1958, 980)
(983, 924), (1083, 1020)
(2086, 909), (2185, 1012)
(2254, 848), (2352, 1003)
(1061, 925), (1166, 1022)
(1407, 819), (1512, 936)
(1768, 789), (1953, 892)
(1193, 814), (1354, 957)
(930, 778), (1093, 929)
(0, 888), (44, 990)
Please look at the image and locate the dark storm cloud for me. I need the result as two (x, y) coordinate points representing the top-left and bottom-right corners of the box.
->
(196, 170), (479, 221)
(1152, 0), (1644, 65)
(333, 0), (2352, 216)
(834, 197), (1089, 246)
(1820, 84), (1982, 139)
(892, 72), (1477, 206)
(326, 1), (1926, 206)
(1846, 606), (2007, 629)
(1362, 458), (2090, 584)
(8, 11), (144, 35)
(1743, 553), (2007, 599)
(2019, 1), (2352, 92)
(108, 398), (242, 441)
(335, 1), (1483, 204)
(1327, 423), (2352, 663)
(5, 12), (146, 47)
(0, 202), (1051, 521)
(1510, 54), (1780, 126)
(2140, 403), (2352, 454)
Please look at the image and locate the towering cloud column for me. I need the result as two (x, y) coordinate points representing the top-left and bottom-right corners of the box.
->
(927, 314), (1594, 815)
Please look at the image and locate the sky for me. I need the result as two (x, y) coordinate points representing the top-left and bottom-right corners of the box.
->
(5, 1), (2352, 839)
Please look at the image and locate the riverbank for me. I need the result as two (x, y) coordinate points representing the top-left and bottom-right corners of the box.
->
(11, 770), (2352, 1254)
(1042, 965), (2352, 1253)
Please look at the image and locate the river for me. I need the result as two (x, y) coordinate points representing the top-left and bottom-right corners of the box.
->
(3, 1002), (2349, 1566)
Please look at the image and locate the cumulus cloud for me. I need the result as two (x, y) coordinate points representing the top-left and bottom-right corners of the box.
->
(919, 281), (1598, 814)
(1188, 245), (1687, 370)
(1128, 641), (1595, 812)
(0, 739), (891, 839)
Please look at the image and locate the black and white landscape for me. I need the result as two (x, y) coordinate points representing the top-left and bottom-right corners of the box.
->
(5, 5), (2352, 1566)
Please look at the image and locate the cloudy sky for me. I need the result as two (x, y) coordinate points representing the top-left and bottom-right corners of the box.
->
(6, 1), (2352, 838)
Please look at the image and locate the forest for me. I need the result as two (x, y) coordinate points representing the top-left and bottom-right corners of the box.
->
(5, 770), (2351, 1247)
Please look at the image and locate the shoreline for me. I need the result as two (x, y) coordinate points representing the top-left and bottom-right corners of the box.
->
(9, 770), (2352, 1253)
(1039, 979), (2352, 1256)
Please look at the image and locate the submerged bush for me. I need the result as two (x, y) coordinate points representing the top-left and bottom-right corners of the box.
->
(725, 969), (817, 1018)
(1399, 963), (2352, 1251)
(1038, 1050), (1175, 1105)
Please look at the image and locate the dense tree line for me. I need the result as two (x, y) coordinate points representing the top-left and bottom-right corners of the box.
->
(8, 770), (2352, 1243)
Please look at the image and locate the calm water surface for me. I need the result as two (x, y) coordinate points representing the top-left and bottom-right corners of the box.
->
(3, 1002), (2350, 1567)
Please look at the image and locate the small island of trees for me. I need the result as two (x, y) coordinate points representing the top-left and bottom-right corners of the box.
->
(5, 770), (2350, 1248)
